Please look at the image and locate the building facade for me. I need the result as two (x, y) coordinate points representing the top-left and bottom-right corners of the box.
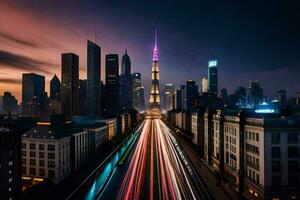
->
(105, 54), (119, 117)
(61, 53), (79, 119)
(87, 40), (101, 117)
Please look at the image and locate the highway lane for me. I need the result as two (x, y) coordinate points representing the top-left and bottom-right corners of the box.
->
(97, 119), (209, 200)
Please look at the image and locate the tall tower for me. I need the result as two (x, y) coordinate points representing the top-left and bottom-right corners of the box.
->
(87, 40), (101, 117)
(208, 60), (218, 97)
(148, 30), (160, 111)
(61, 53), (79, 119)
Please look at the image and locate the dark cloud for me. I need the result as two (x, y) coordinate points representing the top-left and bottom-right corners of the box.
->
(0, 78), (21, 84)
(0, 50), (55, 74)
(0, 31), (39, 48)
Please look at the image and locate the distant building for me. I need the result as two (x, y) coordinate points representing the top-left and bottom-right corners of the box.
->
(208, 60), (218, 97)
(0, 127), (22, 200)
(278, 89), (287, 103)
(297, 90), (300, 105)
(249, 80), (264, 106)
(175, 85), (185, 110)
(201, 77), (208, 93)
(163, 83), (174, 112)
(185, 80), (198, 111)
(87, 40), (101, 117)
(78, 79), (87, 115)
(61, 53), (79, 119)
(22, 73), (45, 116)
(119, 49), (132, 112)
(105, 54), (119, 117)
(132, 73), (145, 112)
(50, 74), (61, 101)
(3, 91), (18, 114)
(220, 88), (228, 105)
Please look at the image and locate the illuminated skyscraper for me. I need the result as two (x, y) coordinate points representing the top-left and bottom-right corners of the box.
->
(132, 73), (145, 112)
(201, 77), (208, 93)
(208, 60), (218, 97)
(61, 53), (79, 118)
(87, 40), (101, 117)
(148, 30), (160, 110)
(163, 83), (174, 112)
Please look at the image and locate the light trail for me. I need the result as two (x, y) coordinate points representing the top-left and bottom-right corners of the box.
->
(115, 119), (203, 200)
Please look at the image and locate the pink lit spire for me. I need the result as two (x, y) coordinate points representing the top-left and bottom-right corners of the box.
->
(153, 29), (158, 61)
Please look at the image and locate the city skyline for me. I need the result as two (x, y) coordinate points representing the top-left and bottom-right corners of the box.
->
(1, 1), (300, 102)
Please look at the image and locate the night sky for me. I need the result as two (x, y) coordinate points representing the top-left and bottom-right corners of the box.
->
(1, 0), (300, 102)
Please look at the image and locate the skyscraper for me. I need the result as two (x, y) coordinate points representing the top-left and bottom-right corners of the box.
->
(61, 53), (79, 118)
(3, 92), (18, 114)
(249, 80), (263, 106)
(148, 30), (160, 111)
(163, 83), (175, 112)
(22, 73), (45, 115)
(132, 73), (145, 112)
(78, 79), (87, 115)
(208, 60), (218, 97)
(201, 77), (208, 93)
(105, 54), (119, 117)
(175, 85), (185, 110)
(50, 74), (61, 100)
(185, 80), (198, 111)
(87, 40), (101, 117)
(119, 49), (132, 112)
(278, 90), (287, 103)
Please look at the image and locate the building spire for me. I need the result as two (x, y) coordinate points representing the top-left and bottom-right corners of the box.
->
(125, 48), (127, 55)
(153, 29), (158, 61)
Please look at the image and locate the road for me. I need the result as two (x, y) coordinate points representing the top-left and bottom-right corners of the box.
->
(91, 119), (210, 200)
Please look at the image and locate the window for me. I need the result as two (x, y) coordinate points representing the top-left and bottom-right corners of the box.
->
(39, 160), (44, 167)
(39, 168), (45, 176)
(272, 161), (281, 173)
(48, 161), (55, 168)
(22, 158), (26, 165)
(271, 133), (280, 144)
(30, 151), (36, 157)
(48, 153), (55, 159)
(39, 144), (44, 150)
(29, 168), (36, 175)
(272, 175), (281, 187)
(22, 143), (26, 149)
(39, 152), (44, 158)
(48, 144), (55, 151)
(256, 133), (259, 142)
(30, 159), (36, 166)
(29, 143), (36, 150)
(272, 147), (281, 158)
(288, 133), (298, 143)
(288, 146), (298, 158)
(288, 161), (298, 173)
(22, 151), (26, 157)
(48, 170), (55, 178)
